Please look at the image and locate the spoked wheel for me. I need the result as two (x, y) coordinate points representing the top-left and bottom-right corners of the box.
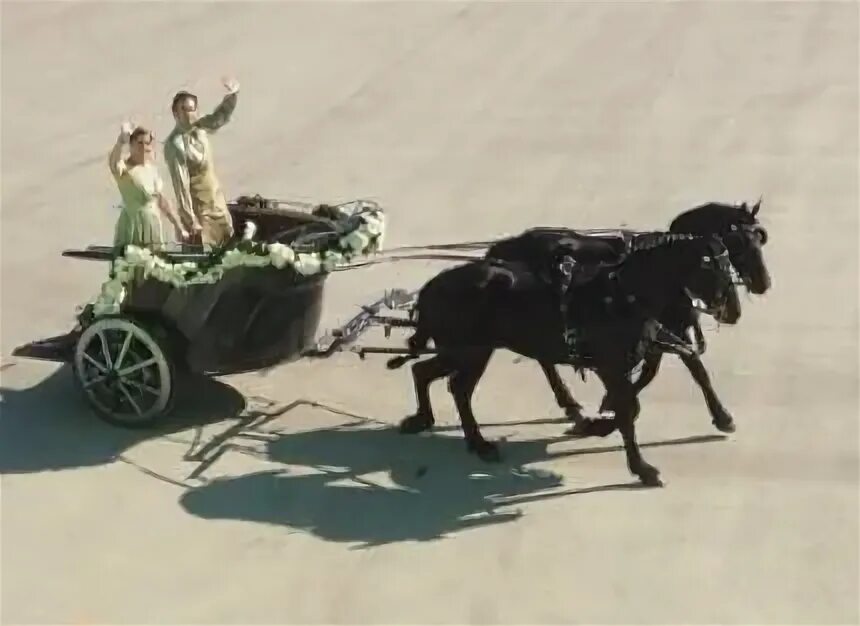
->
(73, 316), (176, 428)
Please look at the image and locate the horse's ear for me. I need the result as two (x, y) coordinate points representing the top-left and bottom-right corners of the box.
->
(751, 195), (762, 216)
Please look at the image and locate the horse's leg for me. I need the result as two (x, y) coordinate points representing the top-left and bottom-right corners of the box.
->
(565, 358), (620, 438)
(601, 370), (662, 487)
(597, 351), (662, 415)
(632, 351), (663, 394)
(448, 350), (498, 462)
(538, 361), (586, 422)
(400, 356), (454, 434)
(679, 353), (736, 433)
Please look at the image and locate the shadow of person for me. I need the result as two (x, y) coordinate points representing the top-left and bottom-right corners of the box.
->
(0, 363), (247, 475)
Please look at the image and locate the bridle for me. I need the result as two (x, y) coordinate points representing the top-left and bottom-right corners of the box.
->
(685, 246), (735, 317)
(723, 222), (768, 289)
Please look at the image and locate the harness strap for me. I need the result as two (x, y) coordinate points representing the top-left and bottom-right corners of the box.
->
(556, 261), (698, 364)
(691, 318), (706, 355)
(649, 320), (697, 358)
(556, 257), (579, 358)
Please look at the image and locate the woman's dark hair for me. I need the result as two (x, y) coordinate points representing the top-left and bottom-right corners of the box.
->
(171, 90), (198, 113)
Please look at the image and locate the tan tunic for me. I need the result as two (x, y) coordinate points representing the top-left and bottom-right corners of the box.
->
(164, 92), (238, 247)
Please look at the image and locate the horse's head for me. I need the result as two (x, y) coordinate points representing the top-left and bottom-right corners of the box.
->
(682, 235), (742, 325)
(622, 234), (741, 325)
(669, 198), (772, 295)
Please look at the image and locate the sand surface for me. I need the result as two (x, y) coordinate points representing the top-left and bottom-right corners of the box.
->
(1, 2), (857, 624)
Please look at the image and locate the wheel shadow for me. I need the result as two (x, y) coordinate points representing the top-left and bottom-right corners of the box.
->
(0, 363), (247, 475)
(178, 420), (727, 548)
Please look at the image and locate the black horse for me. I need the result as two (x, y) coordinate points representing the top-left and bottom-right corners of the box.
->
(389, 233), (740, 487)
(485, 199), (771, 433)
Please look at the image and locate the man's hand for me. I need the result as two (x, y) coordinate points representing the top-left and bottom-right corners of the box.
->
(119, 120), (134, 143)
(222, 76), (240, 95)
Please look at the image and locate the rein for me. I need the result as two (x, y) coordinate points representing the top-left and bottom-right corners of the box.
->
(329, 239), (505, 272)
(333, 251), (484, 271)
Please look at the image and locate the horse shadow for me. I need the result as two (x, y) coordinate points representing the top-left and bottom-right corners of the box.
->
(2, 361), (728, 546)
(0, 363), (248, 475)
(178, 422), (727, 548)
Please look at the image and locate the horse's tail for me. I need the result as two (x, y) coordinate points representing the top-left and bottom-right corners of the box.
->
(386, 327), (430, 369)
(386, 301), (429, 369)
(388, 262), (506, 370)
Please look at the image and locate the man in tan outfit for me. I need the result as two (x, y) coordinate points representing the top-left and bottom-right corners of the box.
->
(164, 78), (240, 247)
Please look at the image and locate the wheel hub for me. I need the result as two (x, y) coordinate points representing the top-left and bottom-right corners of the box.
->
(105, 368), (121, 386)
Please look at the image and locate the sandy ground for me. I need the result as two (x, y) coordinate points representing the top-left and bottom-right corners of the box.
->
(1, 1), (858, 624)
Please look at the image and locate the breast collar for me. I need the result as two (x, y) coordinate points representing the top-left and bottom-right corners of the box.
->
(556, 257), (698, 362)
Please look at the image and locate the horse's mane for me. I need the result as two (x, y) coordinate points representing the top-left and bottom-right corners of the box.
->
(669, 201), (756, 233)
(629, 232), (700, 254)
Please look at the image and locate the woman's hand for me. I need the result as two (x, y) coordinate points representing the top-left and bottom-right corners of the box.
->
(110, 121), (135, 175)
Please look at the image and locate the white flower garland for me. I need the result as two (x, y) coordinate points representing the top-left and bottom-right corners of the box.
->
(88, 203), (385, 317)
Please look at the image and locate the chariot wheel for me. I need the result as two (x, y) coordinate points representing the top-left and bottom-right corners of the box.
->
(73, 316), (176, 428)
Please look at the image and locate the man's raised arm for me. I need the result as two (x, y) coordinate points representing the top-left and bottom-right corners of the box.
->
(196, 77), (240, 133)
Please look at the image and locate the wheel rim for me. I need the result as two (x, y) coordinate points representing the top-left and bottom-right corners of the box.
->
(74, 318), (172, 424)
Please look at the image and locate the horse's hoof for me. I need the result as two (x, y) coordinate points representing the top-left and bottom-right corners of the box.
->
(639, 467), (664, 488)
(568, 418), (616, 438)
(468, 440), (501, 462)
(565, 405), (585, 421)
(400, 414), (432, 434)
(478, 445), (501, 463)
(591, 419), (617, 437)
(565, 421), (594, 438)
(713, 417), (736, 433)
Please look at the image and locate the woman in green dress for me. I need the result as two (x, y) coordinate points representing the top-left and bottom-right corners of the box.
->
(109, 123), (188, 250)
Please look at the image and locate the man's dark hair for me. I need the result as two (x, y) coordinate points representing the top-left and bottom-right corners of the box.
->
(172, 90), (198, 113)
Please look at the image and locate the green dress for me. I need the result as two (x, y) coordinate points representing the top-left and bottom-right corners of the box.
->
(111, 160), (172, 250)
